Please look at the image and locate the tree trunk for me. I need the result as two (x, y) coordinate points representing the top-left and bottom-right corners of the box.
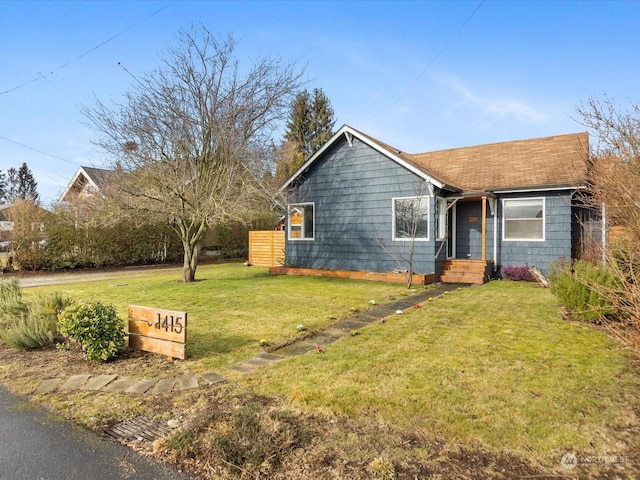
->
(182, 239), (201, 283)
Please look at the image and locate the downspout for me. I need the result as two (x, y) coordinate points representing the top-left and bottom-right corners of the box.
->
(493, 200), (498, 271)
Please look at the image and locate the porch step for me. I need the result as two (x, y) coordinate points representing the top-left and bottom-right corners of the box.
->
(440, 260), (492, 285)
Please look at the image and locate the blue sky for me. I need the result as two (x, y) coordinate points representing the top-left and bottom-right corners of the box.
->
(1, 1), (639, 205)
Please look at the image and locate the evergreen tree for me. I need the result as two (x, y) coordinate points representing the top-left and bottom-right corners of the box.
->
(0, 170), (6, 204)
(17, 163), (39, 202)
(277, 87), (335, 183)
(284, 90), (312, 156)
(7, 167), (18, 202)
(6, 163), (39, 203)
(309, 88), (335, 154)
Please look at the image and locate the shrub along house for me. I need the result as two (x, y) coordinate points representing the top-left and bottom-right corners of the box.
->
(277, 125), (593, 284)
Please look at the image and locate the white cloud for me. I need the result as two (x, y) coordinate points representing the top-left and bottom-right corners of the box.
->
(437, 73), (550, 125)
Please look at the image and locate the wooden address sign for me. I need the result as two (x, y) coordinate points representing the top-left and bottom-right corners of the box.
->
(128, 305), (187, 360)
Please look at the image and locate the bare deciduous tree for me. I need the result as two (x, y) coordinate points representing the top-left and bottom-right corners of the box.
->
(83, 26), (304, 282)
(576, 95), (640, 351)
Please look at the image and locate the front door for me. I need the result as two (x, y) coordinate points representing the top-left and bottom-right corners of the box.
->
(455, 201), (483, 259)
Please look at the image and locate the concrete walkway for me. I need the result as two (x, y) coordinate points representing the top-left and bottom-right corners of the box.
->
(32, 283), (466, 398)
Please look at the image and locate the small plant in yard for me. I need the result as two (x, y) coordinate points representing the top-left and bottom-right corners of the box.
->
(315, 345), (324, 353)
(0, 284), (71, 350)
(259, 338), (268, 347)
(414, 304), (421, 309)
(379, 317), (385, 323)
(395, 309), (404, 315)
(548, 260), (618, 322)
(350, 330), (359, 336)
(369, 455), (396, 479)
(296, 324), (306, 331)
(350, 306), (359, 313)
(501, 265), (535, 282)
(57, 301), (126, 361)
(369, 299), (376, 305)
(0, 279), (28, 325)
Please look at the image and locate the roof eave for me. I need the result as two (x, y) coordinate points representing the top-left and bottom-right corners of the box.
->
(486, 183), (588, 194)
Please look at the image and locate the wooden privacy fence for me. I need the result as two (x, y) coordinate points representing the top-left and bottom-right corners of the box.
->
(248, 230), (285, 267)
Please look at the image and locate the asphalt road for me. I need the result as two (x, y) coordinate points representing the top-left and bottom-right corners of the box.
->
(0, 385), (193, 480)
(14, 265), (184, 288)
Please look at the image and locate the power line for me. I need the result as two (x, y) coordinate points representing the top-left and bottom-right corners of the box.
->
(376, 1), (485, 124)
(0, 135), (81, 166)
(0, 4), (169, 96)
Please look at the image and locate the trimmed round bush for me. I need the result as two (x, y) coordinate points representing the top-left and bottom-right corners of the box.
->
(57, 301), (126, 361)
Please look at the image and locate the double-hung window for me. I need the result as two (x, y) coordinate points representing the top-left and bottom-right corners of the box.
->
(288, 203), (314, 240)
(503, 198), (545, 241)
(393, 196), (429, 241)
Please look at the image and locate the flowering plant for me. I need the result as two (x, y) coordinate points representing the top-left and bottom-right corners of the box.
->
(396, 309), (404, 315)
(296, 324), (306, 331)
(315, 345), (324, 353)
(369, 299), (376, 305)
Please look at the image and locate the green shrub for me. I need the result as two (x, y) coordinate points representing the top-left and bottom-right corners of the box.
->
(0, 279), (29, 325)
(0, 282), (71, 349)
(549, 260), (618, 321)
(0, 315), (56, 349)
(57, 301), (126, 361)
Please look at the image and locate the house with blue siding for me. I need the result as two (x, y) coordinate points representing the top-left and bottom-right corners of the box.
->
(278, 125), (592, 284)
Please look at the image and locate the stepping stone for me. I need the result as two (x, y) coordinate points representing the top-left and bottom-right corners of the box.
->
(59, 374), (92, 391)
(176, 375), (199, 391)
(82, 374), (118, 391)
(274, 342), (317, 356)
(244, 357), (270, 368)
(126, 378), (157, 395)
(151, 378), (176, 394)
(199, 371), (226, 385)
(102, 376), (136, 393)
(226, 364), (255, 374)
(34, 378), (64, 395)
(255, 352), (286, 361)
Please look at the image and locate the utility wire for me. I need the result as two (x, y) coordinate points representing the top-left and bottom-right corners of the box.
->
(0, 5), (168, 96)
(376, 1), (485, 124)
(0, 135), (80, 166)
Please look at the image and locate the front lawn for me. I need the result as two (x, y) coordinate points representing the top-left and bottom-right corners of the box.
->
(250, 281), (639, 469)
(5, 264), (639, 478)
(22, 263), (408, 370)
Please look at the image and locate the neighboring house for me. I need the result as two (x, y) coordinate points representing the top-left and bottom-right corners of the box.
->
(59, 166), (114, 203)
(279, 125), (594, 284)
(0, 204), (14, 234)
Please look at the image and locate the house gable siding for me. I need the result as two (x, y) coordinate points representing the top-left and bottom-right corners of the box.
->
(285, 136), (436, 275)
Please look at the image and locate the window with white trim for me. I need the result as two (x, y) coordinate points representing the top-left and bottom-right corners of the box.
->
(503, 198), (545, 241)
(393, 196), (429, 241)
(288, 203), (314, 240)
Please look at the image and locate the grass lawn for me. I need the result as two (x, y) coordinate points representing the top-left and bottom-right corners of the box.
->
(249, 280), (639, 468)
(23, 263), (410, 370)
(10, 263), (640, 478)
